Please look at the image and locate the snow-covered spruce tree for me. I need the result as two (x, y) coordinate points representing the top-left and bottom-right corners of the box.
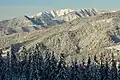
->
(5, 52), (12, 80)
(24, 51), (32, 80)
(0, 49), (6, 80)
(34, 46), (44, 80)
(80, 58), (88, 80)
(18, 46), (29, 79)
(55, 53), (69, 80)
(10, 45), (19, 79)
(0, 49), (2, 57)
(111, 53), (118, 80)
(47, 51), (58, 80)
(29, 49), (40, 80)
(92, 54), (100, 80)
(70, 59), (80, 80)
(37, 53), (44, 79)
(35, 43), (44, 75)
(118, 61), (120, 80)
(99, 53), (106, 80)
(43, 50), (51, 80)
(85, 56), (92, 80)
(104, 58), (110, 80)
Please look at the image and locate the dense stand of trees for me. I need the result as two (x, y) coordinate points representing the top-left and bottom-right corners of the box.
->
(0, 43), (120, 80)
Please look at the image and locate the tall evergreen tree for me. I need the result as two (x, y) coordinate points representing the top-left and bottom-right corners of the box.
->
(55, 53), (69, 80)
(70, 59), (80, 80)
(86, 56), (92, 80)
(99, 53), (105, 80)
(111, 53), (118, 80)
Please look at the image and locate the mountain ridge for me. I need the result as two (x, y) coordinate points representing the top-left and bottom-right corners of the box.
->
(0, 8), (98, 36)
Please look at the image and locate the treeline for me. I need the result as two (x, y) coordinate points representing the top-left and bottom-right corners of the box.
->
(0, 43), (120, 80)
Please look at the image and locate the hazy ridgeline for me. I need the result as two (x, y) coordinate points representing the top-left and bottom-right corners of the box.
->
(0, 43), (120, 80)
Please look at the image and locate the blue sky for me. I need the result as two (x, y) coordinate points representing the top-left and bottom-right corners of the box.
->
(0, 0), (120, 20)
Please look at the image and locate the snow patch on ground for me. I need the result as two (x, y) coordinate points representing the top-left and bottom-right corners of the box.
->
(96, 18), (113, 23)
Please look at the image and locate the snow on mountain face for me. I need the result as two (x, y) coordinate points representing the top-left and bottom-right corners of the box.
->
(0, 8), (98, 35)
(35, 9), (74, 18)
(31, 8), (97, 25)
(56, 8), (97, 22)
(31, 9), (75, 26)
(77, 8), (97, 17)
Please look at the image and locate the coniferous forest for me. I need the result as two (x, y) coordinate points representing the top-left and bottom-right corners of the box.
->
(0, 43), (120, 80)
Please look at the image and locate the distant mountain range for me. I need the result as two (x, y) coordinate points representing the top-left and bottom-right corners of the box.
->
(0, 8), (98, 36)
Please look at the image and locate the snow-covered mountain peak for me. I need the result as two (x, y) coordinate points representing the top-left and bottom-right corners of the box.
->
(50, 9), (74, 17)
(32, 8), (97, 22)
(34, 9), (74, 18)
(34, 8), (97, 17)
